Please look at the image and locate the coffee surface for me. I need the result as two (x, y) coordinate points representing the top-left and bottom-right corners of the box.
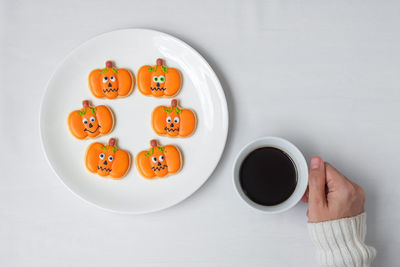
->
(239, 147), (297, 206)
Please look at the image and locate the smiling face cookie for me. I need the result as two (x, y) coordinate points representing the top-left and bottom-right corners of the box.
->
(68, 100), (114, 139)
(152, 99), (196, 137)
(89, 61), (134, 99)
(85, 138), (131, 179)
(137, 58), (181, 98)
(136, 140), (182, 179)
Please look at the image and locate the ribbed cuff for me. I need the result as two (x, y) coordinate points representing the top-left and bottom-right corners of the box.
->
(308, 213), (376, 267)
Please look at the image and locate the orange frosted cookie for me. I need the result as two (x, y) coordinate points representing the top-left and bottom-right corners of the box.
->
(68, 100), (114, 140)
(152, 99), (196, 138)
(137, 58), (181, 98)
(136, 140), (182, 179)
(89, 60), (134, 99)
(85, 138), (131, 179)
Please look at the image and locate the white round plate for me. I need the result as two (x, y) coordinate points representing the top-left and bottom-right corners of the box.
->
(40, 29), (228, 214)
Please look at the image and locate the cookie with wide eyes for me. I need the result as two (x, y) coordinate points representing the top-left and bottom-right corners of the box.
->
(137, 58), (181, 98)
(136, 139), (182, 179)
(68, 100), (114, 140)
(85, 138), (131, 179)
(89, 60), (134, 99)
(151, 99), (196, 138)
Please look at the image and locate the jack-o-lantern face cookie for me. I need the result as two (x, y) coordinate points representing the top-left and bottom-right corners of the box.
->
(136, 140), (182, 179)
(89, 61), (134, 99)
(152, 99), (196, 137)
(85, 138), (131, 179)
(68, 100), (114, 139)
(137, 58), (181, 98)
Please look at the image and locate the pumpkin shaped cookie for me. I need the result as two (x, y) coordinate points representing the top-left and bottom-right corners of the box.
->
(89, 61), (134, 99)
(85, 138), (131, 179)
(136, 140), (182, 179)
(137, 58), (181, 98)
(68, 100), (114, 139)
(152, 99), (196, 137)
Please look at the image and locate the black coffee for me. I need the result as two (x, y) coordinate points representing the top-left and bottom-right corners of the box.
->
(239, 147), (297, 206)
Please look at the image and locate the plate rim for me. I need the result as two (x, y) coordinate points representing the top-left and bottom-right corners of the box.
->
(39, 28), (229, 214)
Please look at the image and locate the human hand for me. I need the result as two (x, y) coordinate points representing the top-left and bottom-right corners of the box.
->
(302, 156), (365, 223)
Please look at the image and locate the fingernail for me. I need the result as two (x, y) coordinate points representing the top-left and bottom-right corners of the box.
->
(310, 157), (321, 169)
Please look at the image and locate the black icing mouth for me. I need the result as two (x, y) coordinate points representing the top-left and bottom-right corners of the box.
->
(85, 125), (101, 133)
(97, 166), (112, 172)
(152, 165), (168, 172)
(164, 126), (179, 133)
(103, 88), (119, 93)
(150, 87), (166, 91)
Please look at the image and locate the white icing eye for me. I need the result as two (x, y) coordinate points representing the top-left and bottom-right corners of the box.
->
(152, 157), (157, 163)
(174, 117), (180, 124)
(82, 118), (88, 124)
(153, 76), (158, 82)
(110, 76), (116, 82)
(108, 155), (113, 162)
(90, 116), (95, 122)
(102, 76), (108, 83)
(166, 116), (172, 123)
(99, 153), (105, 160)
(159, 75), (165, 83)
(159, 155), (164, 162)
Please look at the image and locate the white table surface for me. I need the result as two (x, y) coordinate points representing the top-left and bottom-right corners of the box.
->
(1, 0), (399, 266)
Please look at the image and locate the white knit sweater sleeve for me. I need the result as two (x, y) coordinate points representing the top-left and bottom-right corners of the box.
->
(308, 213), (376, 267)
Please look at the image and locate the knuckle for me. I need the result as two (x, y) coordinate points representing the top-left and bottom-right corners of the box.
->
(357, 184), (365, 194)
(339, 183), (357, 201)
(309, 171), (324, 186)
(344, 183), (366, 206)
(313, 199), (326, 209)
(308, 174), (319, 187)
(345, 182), (357, 196)
(349, 185), (357, 196)
(309, 171), (319, 181)
(357, 186), (366, 203)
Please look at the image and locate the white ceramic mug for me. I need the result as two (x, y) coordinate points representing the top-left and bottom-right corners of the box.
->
(233, 136), (308, 214)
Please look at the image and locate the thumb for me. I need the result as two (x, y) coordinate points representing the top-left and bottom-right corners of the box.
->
(308, 156), (327, 208)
